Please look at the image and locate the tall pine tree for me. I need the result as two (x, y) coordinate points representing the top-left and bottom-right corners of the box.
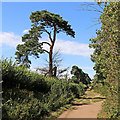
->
(15, 10), (75, 77)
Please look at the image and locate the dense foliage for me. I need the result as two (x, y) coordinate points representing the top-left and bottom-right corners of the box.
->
(71, 65), (92, 86)
(89, 2), (120, 119)
(2, 58), (85, 119)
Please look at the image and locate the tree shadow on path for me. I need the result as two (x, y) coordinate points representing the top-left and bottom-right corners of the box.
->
(72, 103), (90, 106)
(79, 96), (106, 100)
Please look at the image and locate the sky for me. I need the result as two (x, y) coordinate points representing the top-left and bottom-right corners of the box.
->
(1, 1), (102, 79)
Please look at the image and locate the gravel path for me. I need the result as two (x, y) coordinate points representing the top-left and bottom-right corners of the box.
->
(58, 91), (105, 118)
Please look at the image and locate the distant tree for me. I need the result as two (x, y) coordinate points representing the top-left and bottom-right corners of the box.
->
(71, 65), (91, 85)
(15, 10), (75, 77)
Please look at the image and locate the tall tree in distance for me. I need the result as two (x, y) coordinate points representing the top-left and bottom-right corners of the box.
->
(15, 10), (75, 77)
(71, 65), (92, 86)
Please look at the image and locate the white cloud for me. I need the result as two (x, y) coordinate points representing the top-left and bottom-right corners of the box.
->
(54, 39), (93, 57)
(80, 66), (93, 70)
(0, 32), (93, 57)
(23, 29), (29, 34)
(39, 37), (94, 57)
(0, 32), (22, 48)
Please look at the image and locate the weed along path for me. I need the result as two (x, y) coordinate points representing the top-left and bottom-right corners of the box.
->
(58, 90), (106, 118)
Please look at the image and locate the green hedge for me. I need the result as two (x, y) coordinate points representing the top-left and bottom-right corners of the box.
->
(3, 89), (50, 120)
(92, 83), (110, 97)
(2, 58), (86, 119)
(69, 82), (85, 98)
(92, 82), (119, 119)
(2, 58), (50, 93)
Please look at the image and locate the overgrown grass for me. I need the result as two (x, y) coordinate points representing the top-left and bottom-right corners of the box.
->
(82, 99), (91, 105)
(92, 99), (103, 103)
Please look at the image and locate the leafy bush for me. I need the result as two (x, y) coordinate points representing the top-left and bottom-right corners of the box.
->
(69, 82), (85, 98)
(92, 82), (119, 119)
(93, 82), (110, 97)
(98, 97), (119, 119)
(2, 58), (86, 119)
(2, 89), (50, 120)
(2, 58), (49, 93)
(42, 78), (74, 111)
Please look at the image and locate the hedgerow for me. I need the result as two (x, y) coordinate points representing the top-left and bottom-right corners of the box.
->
(2, 58), (86, 119)
(89, 2), (120, 119)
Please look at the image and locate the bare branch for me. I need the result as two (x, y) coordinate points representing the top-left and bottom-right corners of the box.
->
(44, 29), (53, 42)
(43, 49), (49, 54)
(92, 19), (101, 23)
(98, 4), (104, 10)
(77, 2), (105, 29)
(88, 4), (103, 13)
(92, 17), (100, 19)
(78, 3), (103, 13)
(88, 22), (101, 29)
(58, 67), (69, 74)
(40, 42), (51, 46)
(79, 8), (103, 13)
(36, 67), (48, 72)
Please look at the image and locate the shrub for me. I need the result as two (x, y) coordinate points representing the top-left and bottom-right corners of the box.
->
(42, 78), (74, 111)
(98, 97), (119, 119)
(93, 83), (119, 119)
(69, 82), (85, 98)
(93, 83), (110, 97)
(2, 58), (86, 119)
(1, 58), (49, 93)
(2, 89), (50, 120)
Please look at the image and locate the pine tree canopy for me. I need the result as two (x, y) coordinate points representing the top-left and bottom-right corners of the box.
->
(15, 10), (75, 68)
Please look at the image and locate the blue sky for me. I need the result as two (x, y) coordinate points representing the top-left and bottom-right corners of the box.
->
(1, 2), (102, 79)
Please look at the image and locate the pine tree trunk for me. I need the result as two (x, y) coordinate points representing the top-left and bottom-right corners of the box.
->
(49, 46), (53, 77)
(53, 66), (57, 77)
(49, 25), (56, 77)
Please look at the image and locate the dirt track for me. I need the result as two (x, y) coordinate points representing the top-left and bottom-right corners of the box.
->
(58, 91), (105, 118)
